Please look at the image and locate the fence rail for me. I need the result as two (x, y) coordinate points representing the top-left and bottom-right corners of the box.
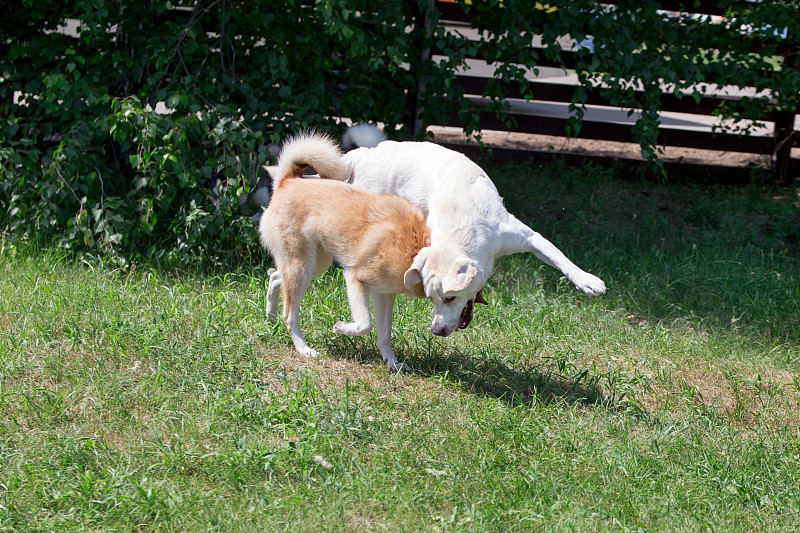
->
(432, 1), (798, 184)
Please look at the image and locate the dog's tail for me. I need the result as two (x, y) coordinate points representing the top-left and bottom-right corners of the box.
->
(273, 132), (347, 189)
(342, 123), (386, 151)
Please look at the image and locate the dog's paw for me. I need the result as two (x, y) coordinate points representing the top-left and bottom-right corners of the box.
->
(297, 346), (320, 358)
(332, 321), (371, 336)
(386, 360), (409, 373)
(267, 268), (276, 276)
(573, 272), (606, 297)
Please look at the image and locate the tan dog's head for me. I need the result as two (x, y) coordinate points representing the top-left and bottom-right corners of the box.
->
(403, 244), (487, 337)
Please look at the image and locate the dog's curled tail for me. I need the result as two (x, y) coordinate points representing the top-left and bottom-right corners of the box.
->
(273, 132), (346, 189)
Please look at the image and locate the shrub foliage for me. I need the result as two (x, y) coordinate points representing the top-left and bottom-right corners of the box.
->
(1, 0), (798, 263)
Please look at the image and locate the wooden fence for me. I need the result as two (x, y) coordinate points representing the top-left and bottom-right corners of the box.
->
(432, 1), (799, 184)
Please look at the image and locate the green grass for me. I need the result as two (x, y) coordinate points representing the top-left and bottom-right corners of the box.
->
(1, 161), (799, 531)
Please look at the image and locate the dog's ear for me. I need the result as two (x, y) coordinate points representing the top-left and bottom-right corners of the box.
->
(475, 289), (488, 305)
(404, 248), (428, 291)
(442, 257), (479, 294)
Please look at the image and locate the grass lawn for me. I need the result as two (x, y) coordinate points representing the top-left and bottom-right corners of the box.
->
(1, 160), (799, 531)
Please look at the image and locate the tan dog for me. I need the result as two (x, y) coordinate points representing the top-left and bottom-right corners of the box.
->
(259, 134), (433, 371)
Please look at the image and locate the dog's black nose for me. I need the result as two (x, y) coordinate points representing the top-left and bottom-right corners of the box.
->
(431, 324), (450, 337)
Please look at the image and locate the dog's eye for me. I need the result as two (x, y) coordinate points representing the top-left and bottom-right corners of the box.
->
(443, 296), (456, 303)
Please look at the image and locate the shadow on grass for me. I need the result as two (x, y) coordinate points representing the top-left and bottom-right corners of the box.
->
(410, 346), (608, 408)
(323, 335), (645, 415)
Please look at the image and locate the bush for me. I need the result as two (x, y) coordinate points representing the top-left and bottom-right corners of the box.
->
(1, 0), (798, 263)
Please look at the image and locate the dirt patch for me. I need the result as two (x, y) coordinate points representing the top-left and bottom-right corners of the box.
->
(429, 126), (799, 171)
(678, 365), (800, 428)
(257, 346), (425, 399)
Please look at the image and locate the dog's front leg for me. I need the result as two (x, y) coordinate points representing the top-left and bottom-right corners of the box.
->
(497, 215), (606, 297)
(372, 293), (407, 372)
(332, 271), (372, 336)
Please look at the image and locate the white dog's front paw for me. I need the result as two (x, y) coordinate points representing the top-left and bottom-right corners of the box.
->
(573, 272), (606, 297)
(332, 321), (371, 336)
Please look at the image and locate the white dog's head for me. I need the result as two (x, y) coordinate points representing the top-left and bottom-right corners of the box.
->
(404, 244), (488, 337)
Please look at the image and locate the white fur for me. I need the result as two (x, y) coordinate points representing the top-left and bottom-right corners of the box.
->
(341, 123), (387, 151)
(341, 141), (607, 310)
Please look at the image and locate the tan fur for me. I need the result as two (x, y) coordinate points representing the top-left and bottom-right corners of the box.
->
(259, 133), (430, 370)
(264, 178), (429, 297)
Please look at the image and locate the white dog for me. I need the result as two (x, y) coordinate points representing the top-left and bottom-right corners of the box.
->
(338, 137), (606, 330)
(260, 134), (479, 371)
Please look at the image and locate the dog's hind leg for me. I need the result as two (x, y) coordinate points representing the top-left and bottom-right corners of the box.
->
(267, 254), (329, 323)
(312, 250), (333, 277)
(266, 268), (282, 322)
(496, 214), (606, 297)
(332, 270), (372, 337)
(281, 261), (319, 357)
(372, 292), (407, 372)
